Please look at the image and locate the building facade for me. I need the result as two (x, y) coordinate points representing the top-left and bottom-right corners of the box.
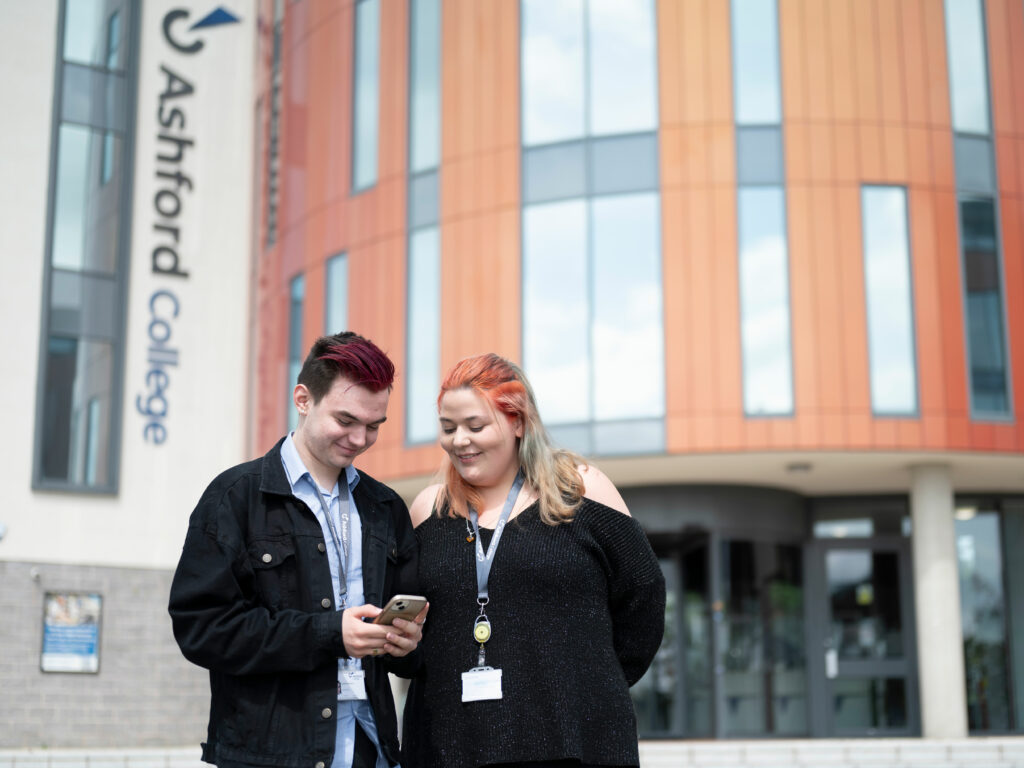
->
(0, 0), (254, 748)
(3, 0), (1024, 760)
(253, 0), (1024, 746)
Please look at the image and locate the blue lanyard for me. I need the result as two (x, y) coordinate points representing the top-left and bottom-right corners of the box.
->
(467, 469), (525, 602)
(311, 477), (351, 601)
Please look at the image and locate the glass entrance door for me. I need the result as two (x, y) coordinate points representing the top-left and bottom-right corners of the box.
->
(715, 539), (807, 736)
(808, 539), (919, 736)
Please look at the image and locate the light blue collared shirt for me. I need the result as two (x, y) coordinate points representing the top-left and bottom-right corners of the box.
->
(281, 434), (393, 768)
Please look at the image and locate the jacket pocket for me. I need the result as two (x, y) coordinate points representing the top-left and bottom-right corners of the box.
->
(247, 537), (299, 610)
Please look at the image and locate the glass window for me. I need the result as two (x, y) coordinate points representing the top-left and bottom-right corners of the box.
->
(100, 131), (115, 184)
(736, 126), (784, 185)
(64, 0), (120, 68)
(352, 0), (380, 191)
(862, 187), (918, 415)
(40, 337), (114, 487)
(523, 199), (590, 423)
(1004, 502), (1024, 731)
(591, 193), (664, 420)
(944, 0), (991, 135)
(832, 678), (907, 731)
(955, 134), (996, 195)
(521, 0), (585, 147)
(731, 0), (782, 125)
(955, 509), (1013, 732)
(52, 124), (120, 273)
(409, 0), (440, 173)
(588, 0), (657, 136)
(288, 275), (305, 432)
(960, 198), (1009, 415)
(325, 253), (348, 334)
(589, 133), (659, 196)
(720, 541), (807, 736)
(406, 228), (441, 444)
(738, 186), (793, 415)
(105, 9), (121, 69)
(409, 170), (439, 228)
(813, 519), (875, 539)
(36, 0), (134, 492)
(522, 142), (587, 204)
(632, 559), (680, 733)
(826, 550), (903, 660)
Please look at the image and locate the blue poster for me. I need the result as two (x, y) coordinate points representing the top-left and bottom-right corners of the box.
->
(41, 593), (102, 673)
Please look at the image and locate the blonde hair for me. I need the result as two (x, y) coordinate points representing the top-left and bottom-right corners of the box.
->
(435, 353), (583, 525)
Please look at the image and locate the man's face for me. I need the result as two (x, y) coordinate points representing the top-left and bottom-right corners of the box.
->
(293, 375), (389, 481)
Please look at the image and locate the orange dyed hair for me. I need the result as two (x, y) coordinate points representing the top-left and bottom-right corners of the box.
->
(436, 353), (583, 525)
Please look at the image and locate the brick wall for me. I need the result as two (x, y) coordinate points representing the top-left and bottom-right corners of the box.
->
(0, 561), (207, 748)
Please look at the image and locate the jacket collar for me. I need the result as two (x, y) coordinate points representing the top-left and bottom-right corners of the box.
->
(258, 436), (391, 504)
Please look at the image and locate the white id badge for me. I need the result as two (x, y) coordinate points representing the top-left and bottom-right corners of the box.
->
(338, 670), (368, 700)
(461, 666), (502, 702)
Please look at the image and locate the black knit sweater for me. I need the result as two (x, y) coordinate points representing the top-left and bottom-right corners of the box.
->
(401, 498), (666, 768)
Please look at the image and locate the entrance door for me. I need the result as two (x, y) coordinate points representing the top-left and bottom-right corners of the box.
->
(807, 539), (919, 736)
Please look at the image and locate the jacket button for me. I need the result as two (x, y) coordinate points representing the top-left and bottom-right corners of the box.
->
(261, 553), (272, 563)
(321, 598), (332, 609)
(390, 546), (397, 558)
(315, 762), (325, 768)
(321, 707), (332, 719)
(318, 542), (326, 553)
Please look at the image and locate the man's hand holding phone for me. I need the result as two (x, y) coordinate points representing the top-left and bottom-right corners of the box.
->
(342, 595), (429, 659)
(374, 594), (429, 658)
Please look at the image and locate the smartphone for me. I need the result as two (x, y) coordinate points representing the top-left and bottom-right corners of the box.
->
(372, 594), (427, 625)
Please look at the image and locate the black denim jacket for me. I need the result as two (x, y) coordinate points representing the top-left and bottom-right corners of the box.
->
(169, 438), (419, 768)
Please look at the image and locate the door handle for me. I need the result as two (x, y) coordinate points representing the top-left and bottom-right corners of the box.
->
(825, 648), (838, 679)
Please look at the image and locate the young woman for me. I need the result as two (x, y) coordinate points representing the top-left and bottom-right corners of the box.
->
(402, 353), (665, 768)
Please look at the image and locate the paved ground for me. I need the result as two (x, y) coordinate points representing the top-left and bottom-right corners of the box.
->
(2, 738), (1024, 768)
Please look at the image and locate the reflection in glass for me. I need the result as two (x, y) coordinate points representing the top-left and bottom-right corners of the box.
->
(288, 275), (305, 432)
(960, 198), (1008, 415)
(406, 228), (441, 444)
(64, 0), (125, 68)
(100, 131), (115, 184)
(632, 559), (679, 733)
(588, 0), (657, 136)
(409, 0), (440, 172)
(591, 193), (664, 420)
(738, 187), (793, 414)
(523, 199), (589, 423)
(720, 541), (807, 736)
(325, 253), (348, 335)
(683, 540), (712, 737)
(1006, 506), (1024, 731)
(956, 510), (1012, 732)
(826, 550), (902, 660)
(731, 0), (782, 125)
(521, 0), (585, 146)
(832, 678), (907, 731)
(53, 124), (121, 273)
(862, 187), (917, 415)
(813, 519), (874, 539)
(353, 0), (380, 190)
(944, 0), (991, 135)
(41, 336), (113, 487)
(105, 9), (121, 69)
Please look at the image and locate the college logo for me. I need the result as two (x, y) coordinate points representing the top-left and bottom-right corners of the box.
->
(163, 5), (241, 54)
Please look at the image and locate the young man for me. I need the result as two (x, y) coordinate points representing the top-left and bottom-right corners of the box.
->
(170, 332), (425, 768)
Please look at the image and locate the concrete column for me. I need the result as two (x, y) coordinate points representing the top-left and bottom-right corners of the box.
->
(910, 464), (968, 738)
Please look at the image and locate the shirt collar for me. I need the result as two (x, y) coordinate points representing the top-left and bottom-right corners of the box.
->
(280, 432), (359, 497)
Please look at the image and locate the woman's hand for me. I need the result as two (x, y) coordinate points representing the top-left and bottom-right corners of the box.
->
(380, 603), (429, 658)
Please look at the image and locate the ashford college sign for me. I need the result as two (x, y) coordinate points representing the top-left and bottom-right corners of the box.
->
(136, 5), (242, 444)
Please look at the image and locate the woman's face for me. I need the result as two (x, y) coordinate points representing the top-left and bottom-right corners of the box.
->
(439, 387), (522, 492)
